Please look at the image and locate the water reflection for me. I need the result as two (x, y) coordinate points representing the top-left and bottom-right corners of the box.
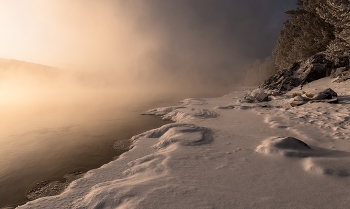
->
(0, 88), (231, 208)
(0, 92), (174, 208)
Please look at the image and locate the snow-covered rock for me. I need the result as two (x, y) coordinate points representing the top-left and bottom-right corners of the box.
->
(142, 106), (185, 116)
(244, 88), (269, 102)
(256, 136), (312, 157)
(290, 95), (307, 107)
(312, 88), (337, 100)
(262, 54), (333, 92)
(290, 88), (338, 106)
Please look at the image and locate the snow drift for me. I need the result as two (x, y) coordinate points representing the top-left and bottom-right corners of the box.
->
(18, 77), (350, 209)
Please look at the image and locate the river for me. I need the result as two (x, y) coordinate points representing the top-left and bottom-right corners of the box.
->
(0, 90), (229, 208)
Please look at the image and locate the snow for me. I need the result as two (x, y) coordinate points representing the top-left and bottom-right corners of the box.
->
(18, 77), (350, 208)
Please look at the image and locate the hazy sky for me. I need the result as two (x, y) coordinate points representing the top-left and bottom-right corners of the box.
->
(0, 0), (296, 87)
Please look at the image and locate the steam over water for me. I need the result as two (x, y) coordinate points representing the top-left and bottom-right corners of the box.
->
(0, 1), (295, 91)
(0, 0), (296, 207)
(0, 59), (232, 207)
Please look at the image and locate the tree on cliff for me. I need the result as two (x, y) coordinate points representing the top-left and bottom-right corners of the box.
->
(314, 0), (350, 61)
(241, 0), (350, 85)
(274, 0), (334, 70)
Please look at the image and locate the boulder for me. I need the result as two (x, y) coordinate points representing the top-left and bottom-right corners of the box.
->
(262, 54), (332, 92)
(261, 62), (301, 92)
(291, 88), (338, 106)
(290, 95), (307, 107)
(298, 54), (332, 85)
(310, 88), (338, 104)
(244, 88), (269, 103)
(332, 71), (350, 83)
(312, 88), (337, 100)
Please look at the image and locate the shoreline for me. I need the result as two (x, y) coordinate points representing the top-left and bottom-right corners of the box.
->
(3, 118), (172, 209)
(18, 78), (350, 208)
(23, 117), (172, 205)
(0, 107), (173, 209)
(3, 91), (231, 209)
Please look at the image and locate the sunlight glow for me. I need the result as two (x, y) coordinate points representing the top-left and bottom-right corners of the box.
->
(0, 1), (49, 63)
(0, 0), (130, 70)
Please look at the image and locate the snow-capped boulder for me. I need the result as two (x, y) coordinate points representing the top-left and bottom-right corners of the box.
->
(312, 88), (337, 100)
(262, 54), (332, 92)
(290, 88), (338, 106)
(256, 136), (312, 157)
(310, 88), (338, 103)
(244, 88), (269, 103)
(290, 95), (308, 107)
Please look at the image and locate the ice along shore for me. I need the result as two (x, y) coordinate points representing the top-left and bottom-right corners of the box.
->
(19, 77), (350, 209)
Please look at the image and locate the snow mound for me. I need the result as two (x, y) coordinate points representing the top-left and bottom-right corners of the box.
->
(153, 125), (213, 149)
(193, 109), (218, 118)
(74, 123), (212, 208)
(303, 158), (350, 177)
(215, 103), (274, 110)
(180, 98), (207, 105)
(143, 106), (185, 116)
(144, 107), (218, 122)
(214, 104), (235, 109)
(131, 123), (193, 141)
(161, 110), (192, 122)
(256, 136), (312, 157)
(131, 123), (212, 147)
(260, 82), (350, 142)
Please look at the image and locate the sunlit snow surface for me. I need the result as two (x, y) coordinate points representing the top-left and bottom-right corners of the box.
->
(19, 77), (350, 208)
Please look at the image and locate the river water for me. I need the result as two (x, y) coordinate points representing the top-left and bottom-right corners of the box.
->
(0, 90), (228, 208)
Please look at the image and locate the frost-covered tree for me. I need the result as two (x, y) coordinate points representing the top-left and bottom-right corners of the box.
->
(274, 1), (334, 70)
(287, 0), (349, 63)
(314, 0), (350, 60)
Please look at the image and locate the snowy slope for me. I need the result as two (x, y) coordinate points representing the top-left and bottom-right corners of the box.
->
(18, 77), (350, 208)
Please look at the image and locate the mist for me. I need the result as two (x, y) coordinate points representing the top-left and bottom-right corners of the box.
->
(0, 0), (296, 94)
(1, 2), (300, 206)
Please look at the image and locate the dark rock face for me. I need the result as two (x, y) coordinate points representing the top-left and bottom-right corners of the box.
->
(334, 71), (350, 83)
(333, 56), (350, 69)
(262, 54), (333, 92)
(312, 88), (337, 100)
(309, 88), (338, 104)
(262, 62), (300, 92)
(299, 54), (333, 85)
(261, 53), (350, 93)
(331, 67), (346, 78)
(330, 56), (350, 82)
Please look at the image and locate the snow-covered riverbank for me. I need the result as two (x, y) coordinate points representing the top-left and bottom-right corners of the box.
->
(19, 77), (350, 208)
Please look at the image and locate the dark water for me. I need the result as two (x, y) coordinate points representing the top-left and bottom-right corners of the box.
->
(0, 90), (230, 208)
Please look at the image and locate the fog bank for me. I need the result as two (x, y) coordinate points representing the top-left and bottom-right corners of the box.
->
(0, 0), (296, 92)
